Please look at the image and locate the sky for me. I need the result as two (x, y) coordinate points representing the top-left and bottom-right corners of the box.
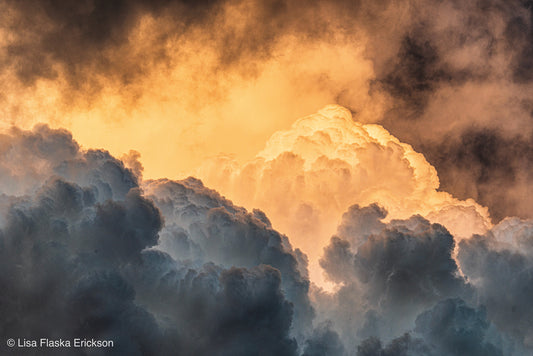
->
(1, 0), (533, 355)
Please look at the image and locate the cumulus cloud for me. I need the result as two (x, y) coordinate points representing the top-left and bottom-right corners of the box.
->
(412, 298), (503, 356)
(198, 105), (491, 287)
(356, 299), (503, 356)
(313, 202), (533, 355)
(0, 124), (139, 202)
(0, 125), (322, 355)
(2, 1), (533, 352)
(315, 205), (471, 349)
(2, 124), (533, 355)
(142, 177), (315, 337)
(458, 217), (533, 350)
(0, 177), (164, 355)
(301, 322), (345, 356)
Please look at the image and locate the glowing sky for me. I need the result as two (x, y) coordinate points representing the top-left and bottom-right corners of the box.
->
(2, 0), (533, 354)
(2, 0), (532, 221)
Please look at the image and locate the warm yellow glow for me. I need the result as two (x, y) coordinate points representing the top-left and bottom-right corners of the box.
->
(0, 10), (492, 291)
(196, 105), (492, 289)
(1, 11), (377, 181)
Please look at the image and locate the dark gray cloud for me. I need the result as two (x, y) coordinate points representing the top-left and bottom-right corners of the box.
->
(0, 0), (301, 98)
(126, 257), (299, 356)
(458, 222), (533, 351)
(0, 125), (319, 355)
(335, 204), (387, 247)
(2, 0), (221, 87)
(3, 125), (533, 354)
(316, 203), (533, 355)
(414, 298), (503, 356)
(143, 177), (315, 338)
(317, 205), (470, 349)
(356, 333), (429, 356)
(322, 209), (469, 307)
(356, 299), (503, 356)
(302, 322), (345, 356)
(0, 177), (165, 355)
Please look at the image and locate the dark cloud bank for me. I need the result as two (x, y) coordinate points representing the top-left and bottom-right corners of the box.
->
(0, 125), (312, 355)
(1, 126), (533, 355)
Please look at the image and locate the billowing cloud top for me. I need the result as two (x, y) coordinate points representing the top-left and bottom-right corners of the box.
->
(0, 125), (313, 355)
(2, 0), (533, 227)
(197, 105), (491, 287)
(0, 123), (533, 355)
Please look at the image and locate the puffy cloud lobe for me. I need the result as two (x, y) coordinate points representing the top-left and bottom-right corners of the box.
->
(335, 204), (387, 247)
(127, 256), (299, 356)
(198, 105), (491, 288)
(0, 124), (79, 196)
(356, 334), (429, 356)
(0, 125), (316, 355)
(143, 177), (315, 337)
(413, 298), (503, 356)
(0, 177), (165, 355)
(356, 299), (503, 356)
(302, 322), (345, 356)
(201, 105), (447, 223)
(458, 218), (533, 350)
(317, 205), (470, 348)
(351, 217), (466, 308)
(490, 217), (533, 253)
(67, 271), (163, 355)
(0, 124), (139, 202)
(318, 205), (533, 354)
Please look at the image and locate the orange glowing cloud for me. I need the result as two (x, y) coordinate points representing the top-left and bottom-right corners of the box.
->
(196, 105), (492, 288)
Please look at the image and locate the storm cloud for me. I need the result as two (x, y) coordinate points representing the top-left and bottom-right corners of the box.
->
(0, 126), (318, 355)
(317, 205), (471, 350)
(1, 122), (533, 355)
(314, 204), (533, 355)
(356, 298), (503, 356)
(458, 217), (533, 351)
(2, 0), (533, 354)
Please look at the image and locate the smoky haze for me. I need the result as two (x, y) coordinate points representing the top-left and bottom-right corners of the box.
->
(2, 0), (532, 221)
